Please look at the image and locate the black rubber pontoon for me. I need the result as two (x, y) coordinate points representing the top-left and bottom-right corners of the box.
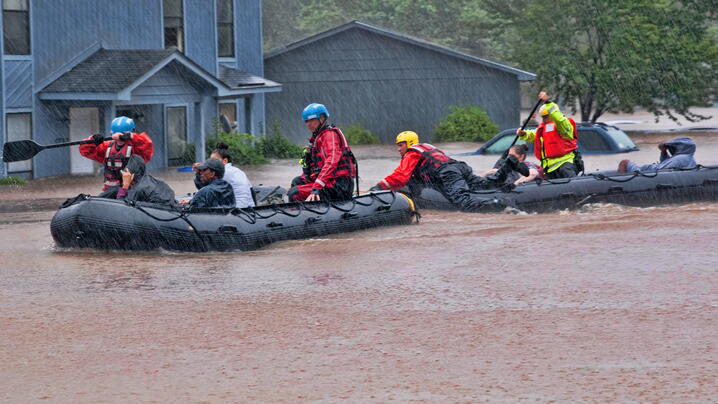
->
(406, 165), (718, 213)
(51, 191), (417, 252)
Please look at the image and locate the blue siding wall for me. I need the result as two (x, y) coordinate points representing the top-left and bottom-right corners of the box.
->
(128, 64), (205, 104)
(5, 61), (33, 108)
(32, 0), (163, 84)
(235, 0), (262, 75)
(184, 0), (217, 74)
(265, 28), (521, 143)
(32, 100), (70, 177)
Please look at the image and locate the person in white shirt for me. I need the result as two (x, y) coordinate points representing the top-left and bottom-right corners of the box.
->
(193, 142), (255, 208)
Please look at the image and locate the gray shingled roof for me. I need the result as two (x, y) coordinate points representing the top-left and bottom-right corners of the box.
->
(41, 49), (281, 96)
(42, 49), (176, 93)
(265, 21), (536, 81)
(218, 64), (279, 88)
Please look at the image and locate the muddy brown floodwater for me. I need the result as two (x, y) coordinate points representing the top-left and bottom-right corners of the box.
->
(1, 134), (717, 402)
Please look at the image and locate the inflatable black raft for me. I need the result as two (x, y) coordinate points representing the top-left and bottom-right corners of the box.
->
(51, 190), (417, 252)
(406, 165), (718, 213)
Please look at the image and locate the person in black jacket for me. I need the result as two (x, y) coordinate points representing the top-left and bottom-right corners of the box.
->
(178, 158), (235, 209)
(98, 155), (175, 205)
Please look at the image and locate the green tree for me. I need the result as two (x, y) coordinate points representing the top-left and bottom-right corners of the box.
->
(262, 0), (310, 51)
(296, 0), (496, 57)
(483, 0), (718, 122)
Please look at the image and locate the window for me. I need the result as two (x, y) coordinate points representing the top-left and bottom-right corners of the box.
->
(485, 133), (530, 154)
(163, 0), (184, 52)
(3, 0), (30, 55)
(166, 106), (189, 166)
(219, 102), (237, 131)
(6, 113), (32, 176)
(578, 129), (610, 152)
(217, 0), (234, 57)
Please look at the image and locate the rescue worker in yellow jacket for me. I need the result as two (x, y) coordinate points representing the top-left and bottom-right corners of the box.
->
(516, 91), (581, 179)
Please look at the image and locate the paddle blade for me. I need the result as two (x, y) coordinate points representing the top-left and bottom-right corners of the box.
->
(2, 139), (44, 162)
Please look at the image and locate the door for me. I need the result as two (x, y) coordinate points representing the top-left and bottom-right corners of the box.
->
(6, 113), (32, 179)
(69, 107), (99, 174)
(166, 106), (188, 166)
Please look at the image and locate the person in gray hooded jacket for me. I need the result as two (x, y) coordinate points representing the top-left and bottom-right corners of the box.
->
(98, 155), (175, 205)
(618, 137), (697, 173)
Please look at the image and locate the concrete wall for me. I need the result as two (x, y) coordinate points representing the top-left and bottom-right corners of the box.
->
(265, 27), (520, 143)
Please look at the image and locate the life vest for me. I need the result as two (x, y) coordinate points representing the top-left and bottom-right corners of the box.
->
(533, 118), (578, 161)
(305, 126), (356, 179)
(409, 143), (453, 182)
(103, 141), (133, 187)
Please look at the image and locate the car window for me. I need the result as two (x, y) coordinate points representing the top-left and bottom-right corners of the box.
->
(485, 134), (530, 154)
(578, 129), (611, 151)
(604, 127), (637, 151)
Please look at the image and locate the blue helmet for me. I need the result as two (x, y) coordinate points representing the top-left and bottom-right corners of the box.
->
(302, 103), (329, 121)
(111, 116), (135, 133)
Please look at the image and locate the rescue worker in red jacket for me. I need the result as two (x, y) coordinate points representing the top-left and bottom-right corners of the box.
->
(79, 116), (154, 196)
(516, 91), (581, 179)
(288, 103), (356, 202)
(369, 131), (529, 211)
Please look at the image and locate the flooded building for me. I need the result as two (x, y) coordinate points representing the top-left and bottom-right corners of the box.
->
(264, 21), (535, 144)
(1, 0), (280, 179)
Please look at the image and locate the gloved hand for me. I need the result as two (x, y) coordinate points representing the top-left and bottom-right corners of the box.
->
(91, 133), (105, 145)
(369, 184), (382, 192)
(119, 132), (132, 141)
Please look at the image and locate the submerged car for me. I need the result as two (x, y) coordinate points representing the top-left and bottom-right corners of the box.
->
(473, 122), (639, 155)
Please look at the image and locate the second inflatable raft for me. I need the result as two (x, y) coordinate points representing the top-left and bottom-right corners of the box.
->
(405, 165), (718, 213)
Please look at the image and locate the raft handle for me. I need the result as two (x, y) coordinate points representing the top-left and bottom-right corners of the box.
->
(342, 211), (359, 219)
(267, 221), (284, 228)
(218, 225), (238, 233)
(559, 192), (576, 199)
(607, 186), (624, 193)
(305, 217), (322, 225)
(656, 183), (677, 190)
(376, 204), (391, 212)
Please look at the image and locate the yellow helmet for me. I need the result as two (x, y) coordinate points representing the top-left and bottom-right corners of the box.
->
(395, 131), (419, 147)
(539, 104), (551, 116)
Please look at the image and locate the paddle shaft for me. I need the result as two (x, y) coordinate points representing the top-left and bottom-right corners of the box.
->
(502, 98), (544, 158)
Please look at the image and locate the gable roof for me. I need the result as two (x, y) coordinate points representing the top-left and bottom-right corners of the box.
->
(265, 20), (535, 81)
(40, 49), (280, 100)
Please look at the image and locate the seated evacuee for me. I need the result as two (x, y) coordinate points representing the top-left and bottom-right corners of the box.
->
(483, 144), (542, 186)
(617, 137), (696, 173)
(288, 103), (357, 202)
(196, 142), (255, 208)
(109, 155), (176, 204)
(516, 91), (581, 179)
(368, 131), (529, 212)
(178, 158), (235, 209)
(79, 116), (154, 193)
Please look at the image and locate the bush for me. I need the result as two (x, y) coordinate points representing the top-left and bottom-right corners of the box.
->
(204, 119), (303, 165)
(260, 120), (304, 159)
(433, 106), (499, 142)
(343, 122), (380, 145)
(205, 131), (268, 166)
(0, 176), (27, 185)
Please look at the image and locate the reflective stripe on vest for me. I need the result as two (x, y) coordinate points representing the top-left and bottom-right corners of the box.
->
(104, 141), (133, 183)
(534, 118), (578, 161)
